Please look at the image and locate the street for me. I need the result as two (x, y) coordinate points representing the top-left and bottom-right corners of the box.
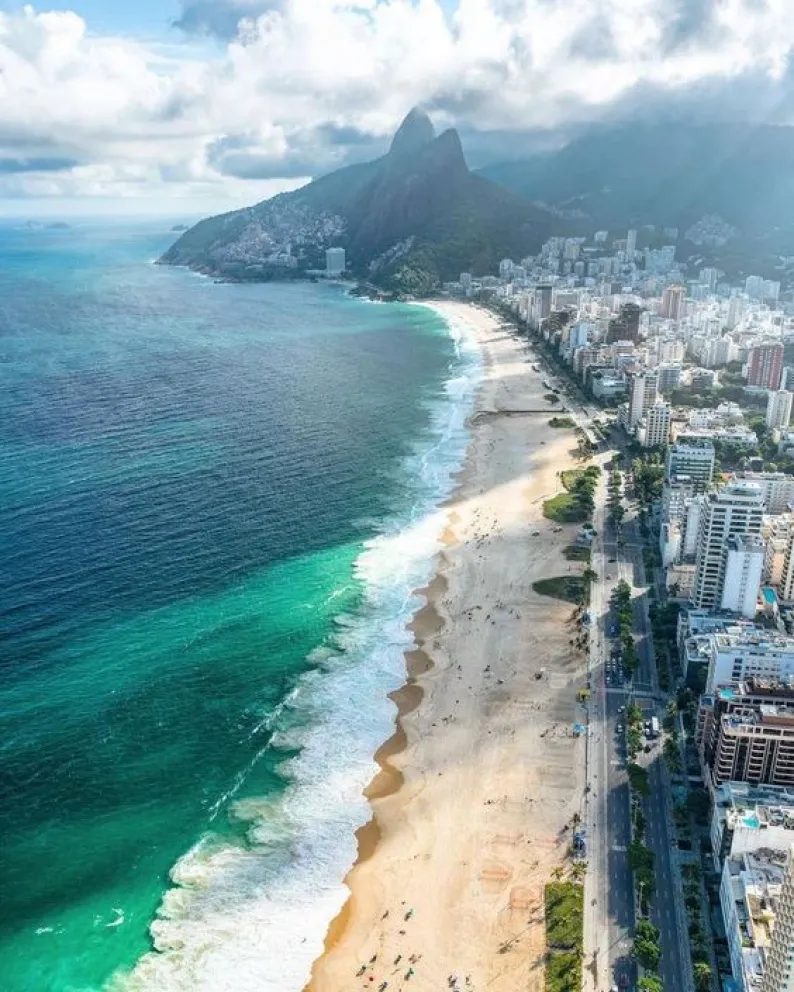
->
(628, 515), (694, 992)
(583, 463), (635, 992)
(582, 436), (692, 992)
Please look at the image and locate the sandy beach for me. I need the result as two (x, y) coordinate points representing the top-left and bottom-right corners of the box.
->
(309, 301), (588, 992)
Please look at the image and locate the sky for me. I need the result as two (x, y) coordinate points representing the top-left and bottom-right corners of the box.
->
(1, 0), (794, 217)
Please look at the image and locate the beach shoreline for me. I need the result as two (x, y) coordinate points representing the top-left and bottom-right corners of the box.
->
(309, 300), (588, 992)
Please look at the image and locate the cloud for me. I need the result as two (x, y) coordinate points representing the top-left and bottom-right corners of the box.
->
(0, 156), (80, 173)
(206, 124), (385, 179)
(174, 0), (282, 39)
(1, 0), (794, 208)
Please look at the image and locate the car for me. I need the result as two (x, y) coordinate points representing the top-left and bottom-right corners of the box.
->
(616, 724), (623, 733)
(608, 557), (616, 563)
(617, 705), (625, 713)
(606, 573), (613, 580)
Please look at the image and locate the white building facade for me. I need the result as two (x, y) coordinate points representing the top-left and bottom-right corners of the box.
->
(693, 482), (765, 612)
(762, 845), (794, 991)
(638, 402), (672, 447)
(721, 534), (765, 618)
(768, 391), (794, 430)
(706, 631), (794, 693)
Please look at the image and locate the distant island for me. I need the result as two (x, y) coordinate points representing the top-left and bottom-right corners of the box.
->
(158, 109), (554, 297)
(170, 224), (189, 232)
(25, 220), (70, 230)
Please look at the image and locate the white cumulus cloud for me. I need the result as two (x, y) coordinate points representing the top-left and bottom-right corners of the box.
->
(1, 0), (793, 209)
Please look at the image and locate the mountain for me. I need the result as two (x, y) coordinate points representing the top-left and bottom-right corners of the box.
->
(160, 109), (554, 296)
(477, 123), (794, 240)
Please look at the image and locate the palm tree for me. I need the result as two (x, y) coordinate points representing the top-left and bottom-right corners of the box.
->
(693, 961), (712, 990)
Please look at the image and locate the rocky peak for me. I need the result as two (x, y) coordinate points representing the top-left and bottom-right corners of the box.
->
(389, 107), (436, 159)
(424, 128), (468, 178)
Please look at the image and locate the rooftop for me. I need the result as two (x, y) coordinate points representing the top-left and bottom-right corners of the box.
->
(713, 629), (794, 652)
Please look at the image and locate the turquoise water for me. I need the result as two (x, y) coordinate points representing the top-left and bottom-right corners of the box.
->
(0, 222), (481, 991)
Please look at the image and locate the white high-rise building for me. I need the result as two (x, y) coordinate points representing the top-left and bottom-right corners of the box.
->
(746, 275), (766, 301)
(721, 535), (764, 618)
(628, 371), (659, 428)
(663, 476), (697, 525)
(727, 294), (748, 329)
(325, 247), (346, 276)
(700, 267), (719, 292)
(658, 339), (686, 363)
(763, 514), (794, 588)
(626, 229), (637, 257)
(768, 391), (794, 430)
(693, 482), (765, 611)
(763, 845), (794, 991)
(706, 630), (794, 691)
(736, 473), (794, 515)
(661, 284), (686, 320)
(639, 402), (672, 448)
(683, 497), (706, 560)
(780, 533), (794, 603)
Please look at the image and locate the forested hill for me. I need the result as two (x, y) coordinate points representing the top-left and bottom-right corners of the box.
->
(160, 109), (555, 297)
(478, 123), (794, 238)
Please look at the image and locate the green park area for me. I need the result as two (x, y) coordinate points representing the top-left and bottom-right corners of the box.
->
(532, 575), (589, 604)
(543, 466), (600, 524)
(545, 882), (583, 992)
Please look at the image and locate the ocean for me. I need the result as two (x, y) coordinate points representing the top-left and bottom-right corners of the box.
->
(0, 221), (481, 991)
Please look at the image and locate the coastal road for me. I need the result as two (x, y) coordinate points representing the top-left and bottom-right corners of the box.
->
(585, 457), (692, 992)
(531, 361), (692, 990)
(629, 515), (694, 992)
(583, 468), (635, 992)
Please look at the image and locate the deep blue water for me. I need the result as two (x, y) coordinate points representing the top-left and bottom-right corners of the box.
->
(0, 221), (476, 991)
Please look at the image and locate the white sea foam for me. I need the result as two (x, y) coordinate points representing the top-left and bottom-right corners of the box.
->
(112, 305), (483, 992)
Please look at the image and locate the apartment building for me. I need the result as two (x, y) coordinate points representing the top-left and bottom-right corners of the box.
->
(693, 482), (765, 612)
(700, 681), (794, 787)
(762, 845), (794, 991)
(666, 440), (716, 492)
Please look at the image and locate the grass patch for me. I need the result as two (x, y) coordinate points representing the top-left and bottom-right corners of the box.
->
(543, 493), (589, 523)
(545, 951), (582, 992)
(533, 576), (587, 603)
(561, 469), (584, 491)
(549, 416), (575, 429)
(545, 882), (583, 992)
(563, 545), (591, 562)
(627, 762), (650, 796)
(545, 882), (584, 948)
